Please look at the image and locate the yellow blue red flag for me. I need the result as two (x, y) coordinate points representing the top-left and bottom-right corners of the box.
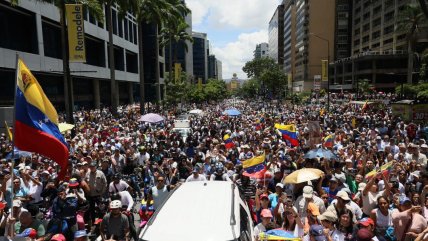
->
(14, 59), (69, 180)
(274, 124), (299, 147)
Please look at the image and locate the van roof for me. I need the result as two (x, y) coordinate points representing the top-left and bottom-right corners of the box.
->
(140, 181), (242, 241)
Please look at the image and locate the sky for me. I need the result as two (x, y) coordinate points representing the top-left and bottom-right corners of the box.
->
(186, 0), (282, 80)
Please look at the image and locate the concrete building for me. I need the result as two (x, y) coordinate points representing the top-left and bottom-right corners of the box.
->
(208, 55), (217, 79)
(254, 43), (269, 59)
(0, 0), (140, 109)
(330, 0), (428, 91)
(216, 59), (223, 80)
(283, 0), (296, 79)
(192, 31), (209, 84)
(292, 0), (336, 92)
(268, 5), (284, 67)
(208, 55), (223, 80)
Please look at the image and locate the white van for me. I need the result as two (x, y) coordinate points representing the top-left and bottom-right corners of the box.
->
(139, 181), (255, 241)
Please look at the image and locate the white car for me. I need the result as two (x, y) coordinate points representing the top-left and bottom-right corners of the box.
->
(139, 181), (255, 241)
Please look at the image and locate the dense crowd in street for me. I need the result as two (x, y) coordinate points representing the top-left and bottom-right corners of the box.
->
(0, 93), (428, 241)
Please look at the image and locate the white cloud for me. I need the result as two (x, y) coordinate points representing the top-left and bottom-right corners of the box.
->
(186, 0), (280, 30)
(185, 0), (281, 79)
(213, 30), (268, 79)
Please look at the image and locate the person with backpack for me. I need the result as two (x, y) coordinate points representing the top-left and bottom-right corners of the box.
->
(100, 200), (129, 241)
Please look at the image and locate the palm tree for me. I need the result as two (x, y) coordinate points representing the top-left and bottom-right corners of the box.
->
(418, 0), (428, 20)
(397, 4), (427, 84)
(132, 0), (185, 113)
(11, 0), (103, 123)
(160, 20), (193, 84)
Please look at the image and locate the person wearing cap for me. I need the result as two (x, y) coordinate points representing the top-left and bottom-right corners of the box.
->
(109, 173), (131, 195)
(305, 225), (327, 241)
(295, 185), (326, 219)
(51, 185), (78, 241)
(84, 161), (107, 228)
(356, 228), (374, 241)
(136, 146), (150, 166)
(318, 174), (340, 204)
(255, 188), (271, 224)
(254, 209), (273, 240)
(319, 211), (344, 241)
(326, 190), (358, 224)
(185, 166), (207, 182)
(358, 217), (375, 233)
(51, 233), (66, 241)
(100, 200), (129, 241)
(74, 229), (88, 241)
(269, 183), (285, 209)
(392, 196), (427, 241)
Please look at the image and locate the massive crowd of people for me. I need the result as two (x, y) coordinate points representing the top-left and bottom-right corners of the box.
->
(0, 94), (427, 241)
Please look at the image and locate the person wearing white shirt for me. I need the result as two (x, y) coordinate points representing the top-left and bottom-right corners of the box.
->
(254, 209), (273, 241)
(186, 168), (207, 182)
(112, 191), (134, 212)
(109, 174), (130, 194)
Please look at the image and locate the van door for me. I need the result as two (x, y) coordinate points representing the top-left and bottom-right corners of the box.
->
(239, 205), (253, 241)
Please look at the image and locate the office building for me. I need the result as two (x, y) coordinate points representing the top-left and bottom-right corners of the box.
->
(141, 23), (166, 102)
(0, 0), (140, 108)
(208, 55), (223, 80)
(268, 5), (284, 67)
(216, 59), (223, 80)
(292, 0), (336, 92)
(192, 31), (209, 84)
(283, 0), (296, 78)
(254, 43), (269, 59)
(330, 0), (428, 91)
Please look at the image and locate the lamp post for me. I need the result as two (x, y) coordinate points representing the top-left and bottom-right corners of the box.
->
(310, 33), (330, 111)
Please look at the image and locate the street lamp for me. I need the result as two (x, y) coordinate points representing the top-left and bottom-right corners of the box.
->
(309, 32), (330, 111)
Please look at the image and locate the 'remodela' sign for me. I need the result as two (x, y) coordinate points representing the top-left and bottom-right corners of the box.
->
(66, 4), (86, 62)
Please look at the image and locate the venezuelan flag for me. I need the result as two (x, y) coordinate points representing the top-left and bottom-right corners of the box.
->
(274, 124), (299, 147)
(365, 161), (393, 180)
(242, 154), (266, 177)
(223, 134), (235, 149)
(14, 59), (69, 179)
(324, 134), (334, 148)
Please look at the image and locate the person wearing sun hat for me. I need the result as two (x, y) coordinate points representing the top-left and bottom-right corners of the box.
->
(74, 230), (88, 241)
(254, 209), (273, 240)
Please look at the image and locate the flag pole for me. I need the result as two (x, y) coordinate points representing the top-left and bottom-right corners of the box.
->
(10, 53), (19, 219)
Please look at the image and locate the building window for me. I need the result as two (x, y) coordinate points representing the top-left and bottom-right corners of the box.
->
(363, 23), (370, 32)
(126, 51), (138, 73)
(383, 38), (393, 45)
(112, 9), (117, 35)
(354, 17), (360, 25)
(373, 18), (381, 27)
(354, 28), (360, 35)
(0, 4), (38, 54)
(384, 25), (394, 35)
(372, 42), (380, 48)
(42, 19), (62, 59)
(354, 39), (360, 45)
(85, 36), (105, 67)
(372, 30), (380, 40)
(124, 18), (128, 41)
(362, 35), (369, 43)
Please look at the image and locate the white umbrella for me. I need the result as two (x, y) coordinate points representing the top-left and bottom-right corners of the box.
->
(189, 109), (203, 115)
(283, 168), (324, 184)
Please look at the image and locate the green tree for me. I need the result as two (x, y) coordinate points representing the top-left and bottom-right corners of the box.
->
(397, 3), (427, 84)
(356, 79), (374, 96)
(259, 68), (287, 99)
(395, 82), (428, 99)
(236, 78), (259, 98)
(160, 20), (193, 85)
(242, 57), (278, 79)
(204, 79), (228, 101)
(11, 0), (103, 122)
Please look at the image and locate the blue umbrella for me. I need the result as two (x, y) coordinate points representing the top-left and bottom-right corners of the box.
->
(223, 109), (241, 116)
(304, 147), (338, 160)
(6, 149), (32, 160)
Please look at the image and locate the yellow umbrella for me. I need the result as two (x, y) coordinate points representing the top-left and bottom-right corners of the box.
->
(283, 168), (324, 184)
(58, 123), (75, 133)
